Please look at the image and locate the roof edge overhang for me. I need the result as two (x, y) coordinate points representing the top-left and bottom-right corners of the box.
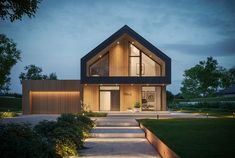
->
(81, 25), (171, 84)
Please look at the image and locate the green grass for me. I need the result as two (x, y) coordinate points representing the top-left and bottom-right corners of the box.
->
(173, 109), (234, 118)
(0, 97), (22, 112)
(139, 118), (235, 158)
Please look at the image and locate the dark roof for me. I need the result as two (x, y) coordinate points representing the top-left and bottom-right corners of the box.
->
(219, 84), (235, 95)
(80, 25), (171, 84)
(81, 25), (171, 62)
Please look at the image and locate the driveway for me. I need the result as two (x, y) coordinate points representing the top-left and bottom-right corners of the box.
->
(0, 114), (59, 126)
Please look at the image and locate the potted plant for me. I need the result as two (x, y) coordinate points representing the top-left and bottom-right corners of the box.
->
(134, 102), (141, 112)
(127, 106), (132, 112)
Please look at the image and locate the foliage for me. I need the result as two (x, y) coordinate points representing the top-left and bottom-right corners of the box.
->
(0, 97), (22, 112)
(174, 96), (235, 102)
(0, 34), (21, 93)
(19, 64), (57, 83)
(34, 114), (95, 157)
(81, 111), (108, 117)
(168, 101), (235, 112)
(219, 66), (235, 88)
(166, 90), (174, 103)
(0, 0), (40, 22)
(180, 57), (234, 98)
(0, 92), (22, 98)
(0, 111), (18, 118)
(0, 123), (59, 158)
(134, 102), (141, 108)
(139, 118), (235, 158)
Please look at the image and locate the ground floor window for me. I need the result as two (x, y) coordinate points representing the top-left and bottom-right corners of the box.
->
(141, 86), (161, 111)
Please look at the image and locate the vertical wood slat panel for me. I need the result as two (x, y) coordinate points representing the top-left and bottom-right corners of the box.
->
(23, 80), (81, 114)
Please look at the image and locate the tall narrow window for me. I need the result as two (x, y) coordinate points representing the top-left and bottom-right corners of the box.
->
(89, 54), (109, 76)
(129, 44), (140, 76)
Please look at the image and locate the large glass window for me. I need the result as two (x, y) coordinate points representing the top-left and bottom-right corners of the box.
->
(142, 53), (160, 76)
(129, 44), (161, 76)
(89, 54), (109, 76)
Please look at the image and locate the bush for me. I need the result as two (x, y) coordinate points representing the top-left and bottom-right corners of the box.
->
(134, 102), (141, 108)
(0, 112), (18, 118)
(34, 113), (95, 157)
(81, 111), (107, 117)
(168, 101), (235, 112)
(0, 123), (59, 158)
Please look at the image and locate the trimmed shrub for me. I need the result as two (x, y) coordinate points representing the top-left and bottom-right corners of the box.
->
(80, 111), (107, 117)
(34, 114), (95, 157)
(0, 112), (18, 118)
(0, 123), (60, 158)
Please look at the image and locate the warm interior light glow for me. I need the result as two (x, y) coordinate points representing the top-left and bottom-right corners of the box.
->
(131, 41), (135, 44)
(117, 41), (120, 44)
(31, 91), (80, 94)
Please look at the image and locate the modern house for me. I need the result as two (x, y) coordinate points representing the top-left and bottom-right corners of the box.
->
(22, 25), (171, 114)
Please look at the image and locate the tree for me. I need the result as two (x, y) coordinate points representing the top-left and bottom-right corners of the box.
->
(19, 64), (57, 83)
(0, 0), (40, 22)
(180, 57), (222, 98)
(166, 90), (174, 103)
(219, 67), (235, 89)
(0, 34), (21, 93)
(180, 64), (203, 98)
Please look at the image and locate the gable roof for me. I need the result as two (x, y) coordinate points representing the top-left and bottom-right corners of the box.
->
(81, 25), (171, 62)
(81, 25), (171, 84)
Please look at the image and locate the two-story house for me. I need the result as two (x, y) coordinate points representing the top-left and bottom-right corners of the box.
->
(22, 25), (171, 114)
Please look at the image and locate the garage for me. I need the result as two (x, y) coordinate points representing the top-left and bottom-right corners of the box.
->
(30, 91), (80, 114)
(22, 80), (82, 114)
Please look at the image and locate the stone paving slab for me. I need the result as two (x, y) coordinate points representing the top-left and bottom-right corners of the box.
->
(79, 138), (161, 158)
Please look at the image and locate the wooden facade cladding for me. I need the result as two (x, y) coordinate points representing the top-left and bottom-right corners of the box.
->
(83, 84), (99, 111)
(22, 80), (81, 114)
(81, 25), (171, 84)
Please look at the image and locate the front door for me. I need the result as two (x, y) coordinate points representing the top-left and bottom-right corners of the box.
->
(99, 86), (120, 111)
(111, 90), (120, 111)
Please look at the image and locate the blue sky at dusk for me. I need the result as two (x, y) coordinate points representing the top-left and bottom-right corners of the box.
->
(1, 0), (235, 94)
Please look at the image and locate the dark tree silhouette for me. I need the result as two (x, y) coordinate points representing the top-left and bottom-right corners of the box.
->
(0, 34), (21, 93)
(0, 0), (40, 22)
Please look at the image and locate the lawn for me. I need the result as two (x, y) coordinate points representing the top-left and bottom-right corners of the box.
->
(139, 118), (235, 158)
(0, 97), (22, 112)
(174, 109), (234, 118)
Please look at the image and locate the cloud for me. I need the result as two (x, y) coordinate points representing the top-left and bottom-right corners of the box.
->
(162, 38), (235, 56)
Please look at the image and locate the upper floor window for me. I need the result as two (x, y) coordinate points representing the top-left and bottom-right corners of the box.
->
(89, 53), (109, 76)
(129, 44), (161, 76)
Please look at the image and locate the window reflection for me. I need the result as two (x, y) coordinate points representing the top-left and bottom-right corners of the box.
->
(89, 54), (109, 76)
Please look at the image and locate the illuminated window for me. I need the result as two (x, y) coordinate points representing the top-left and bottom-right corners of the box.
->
(89, 54), (109, 76)
(129, 43), (161, 76)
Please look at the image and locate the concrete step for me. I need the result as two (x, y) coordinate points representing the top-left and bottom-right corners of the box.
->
(95, 118), (139, 127)
(90, 127), (145, 138)
(107, 111), (170, 117)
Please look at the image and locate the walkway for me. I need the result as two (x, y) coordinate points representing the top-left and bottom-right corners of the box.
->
(79, 116), (161, 158)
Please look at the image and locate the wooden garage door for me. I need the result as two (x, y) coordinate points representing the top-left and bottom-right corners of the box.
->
(31, 91), (80, 114)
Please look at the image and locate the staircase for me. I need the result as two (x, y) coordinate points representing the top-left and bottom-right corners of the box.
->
(90, 117), (145, 138)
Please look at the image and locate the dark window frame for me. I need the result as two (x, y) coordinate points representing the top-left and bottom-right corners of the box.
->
(129, 43), (162, 76)
(88, 52), (109, 76)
